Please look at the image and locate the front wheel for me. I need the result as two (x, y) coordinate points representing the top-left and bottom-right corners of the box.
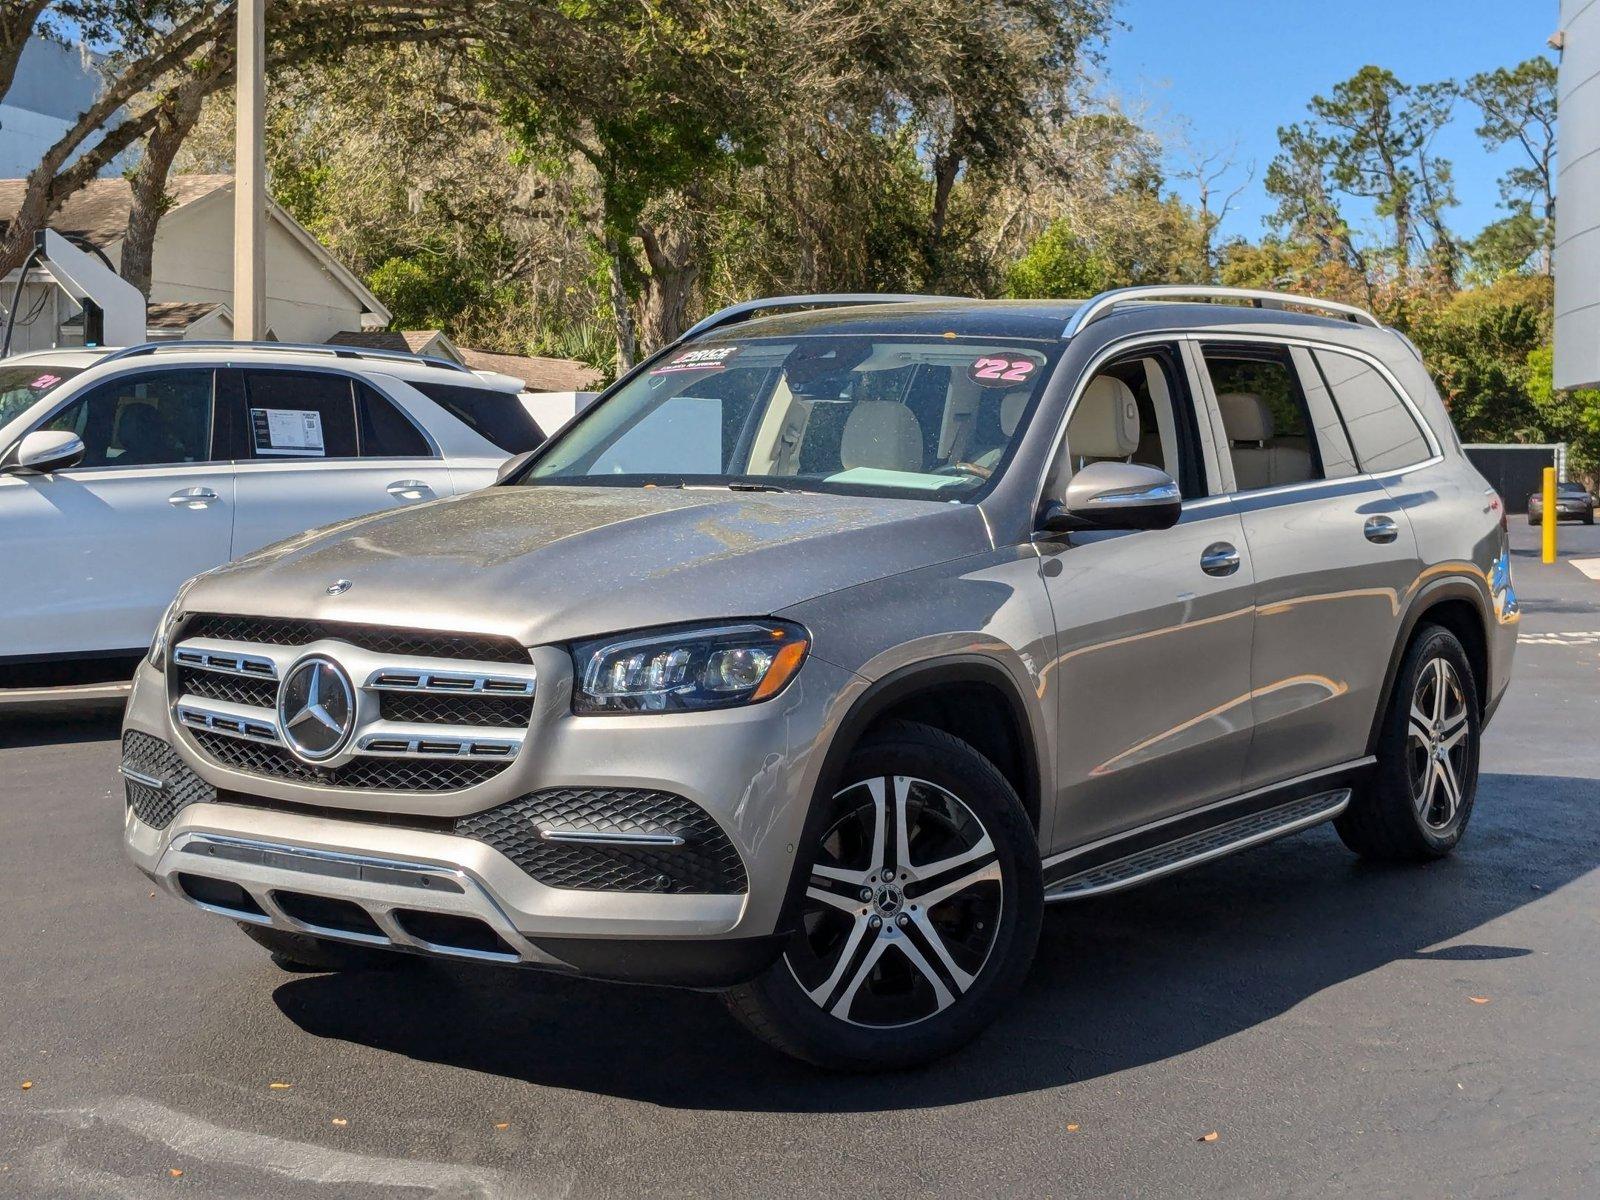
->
(1335, 624), (1480, 861)
(725, 721), (1041, 1071)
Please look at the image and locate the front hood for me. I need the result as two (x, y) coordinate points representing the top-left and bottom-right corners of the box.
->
(189, 485), (990, 648)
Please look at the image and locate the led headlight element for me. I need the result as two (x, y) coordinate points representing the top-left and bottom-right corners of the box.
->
(573, 621), (809, 714)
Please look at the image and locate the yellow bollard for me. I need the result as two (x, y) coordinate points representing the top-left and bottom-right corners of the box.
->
(1542, 465), (1558, 564)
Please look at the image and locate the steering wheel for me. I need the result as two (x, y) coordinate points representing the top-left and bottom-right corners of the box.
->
(934, 461), (992, 480)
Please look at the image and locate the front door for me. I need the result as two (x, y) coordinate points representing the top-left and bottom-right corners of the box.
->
(1039, 342), (1258, 851)
(0, 367), (234, 660)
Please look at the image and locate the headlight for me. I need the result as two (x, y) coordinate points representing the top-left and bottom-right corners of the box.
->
(571, 621), (809, 714)
(148, 578), (198, 671)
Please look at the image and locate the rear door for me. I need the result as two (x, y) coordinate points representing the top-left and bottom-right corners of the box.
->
(1197, 339), (1430, 789)
(224, 368), (457, 556)
(0, 367), (233, 658)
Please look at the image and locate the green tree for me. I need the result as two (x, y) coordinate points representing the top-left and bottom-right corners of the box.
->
(1004, 221), (1113, 297)
(1463, 56), (1557, 274)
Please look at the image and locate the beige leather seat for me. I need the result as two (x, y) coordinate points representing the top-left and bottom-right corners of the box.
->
(972, 388), (1031, 471)
(1067, 375), (1142, 463)
(840, 400), (923, 473)
(1219, 393), (1312, 491)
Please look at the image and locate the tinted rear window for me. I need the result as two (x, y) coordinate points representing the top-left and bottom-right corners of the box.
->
(1312, 350), (1433, 474)
(414, 383), (545, 453)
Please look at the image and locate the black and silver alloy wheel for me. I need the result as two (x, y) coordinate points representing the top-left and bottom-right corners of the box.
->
(725, 720), (1041, 1071)
(790, 775), (1002, 1028)
(1336, 623), (1481, 862)
(1407, 657), (1471, 830)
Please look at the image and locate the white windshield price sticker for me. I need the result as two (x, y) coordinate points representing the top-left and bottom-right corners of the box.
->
(251, 407), (326, 457)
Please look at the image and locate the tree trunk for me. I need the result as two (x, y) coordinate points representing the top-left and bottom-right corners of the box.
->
(603, 231), (637, 373)
(927, 150), (961, 287)
(121, 84), (207, 297)
(637, 222), (699, 353)
(0, 2), (49, 105)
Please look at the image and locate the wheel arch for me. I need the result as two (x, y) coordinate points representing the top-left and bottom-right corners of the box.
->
(1367, 577), (1492, 754)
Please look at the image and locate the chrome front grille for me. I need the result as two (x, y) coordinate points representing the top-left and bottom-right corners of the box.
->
(170, 615), (536, 792)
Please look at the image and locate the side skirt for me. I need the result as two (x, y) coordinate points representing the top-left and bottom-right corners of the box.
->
(1041, 759), (1371, 903)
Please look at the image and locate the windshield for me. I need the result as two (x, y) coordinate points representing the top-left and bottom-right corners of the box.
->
(0, 363), (83, 427)
(1558, 482), (1588, 495)
(521, 335), (1061, 499)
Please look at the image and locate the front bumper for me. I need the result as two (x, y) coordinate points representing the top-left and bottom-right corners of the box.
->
(121, 648), (864, 986)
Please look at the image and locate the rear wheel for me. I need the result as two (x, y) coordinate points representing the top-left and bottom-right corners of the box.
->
(237, 923), (405, 972)
(725, 721), (1041, 1071)
(1335, 624), (1480, 861)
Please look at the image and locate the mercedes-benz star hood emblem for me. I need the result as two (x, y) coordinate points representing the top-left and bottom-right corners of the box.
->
(278, 655), (355, 762)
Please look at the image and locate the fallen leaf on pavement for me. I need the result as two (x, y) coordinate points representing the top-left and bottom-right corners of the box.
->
(1199, 1131), (1219, 1143)
(331, 1118), (347, 1127)
(168, 1169), (183, 1178)
(493, 1123), (510, 1131)
(19, 1082), (31, 1091)
(1469, 996), (1491, 1004)
(268, 1082), (292, 1090)
(1066, 1123), (1079, 1132)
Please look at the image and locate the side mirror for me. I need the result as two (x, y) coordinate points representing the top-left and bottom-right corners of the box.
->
(495, 449), (537, 485)
(5, 429), (85, 475)
(1039, 461), (1181, 534)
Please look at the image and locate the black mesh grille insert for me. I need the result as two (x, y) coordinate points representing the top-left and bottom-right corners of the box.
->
(178, 668), (277, 709)
(378, 691), (534, 727)
(122, 732), (216, 829)
(456, 787), (747, 895)
(181, 614), (528, 664)
(190, 731), (507, 792)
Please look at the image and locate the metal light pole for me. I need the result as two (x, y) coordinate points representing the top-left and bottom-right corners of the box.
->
(233, 0), (266, 340)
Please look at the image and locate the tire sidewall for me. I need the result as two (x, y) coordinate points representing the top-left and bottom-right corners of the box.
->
(742, 723), (1042, 1070)
(1381, 627), (1482, 854)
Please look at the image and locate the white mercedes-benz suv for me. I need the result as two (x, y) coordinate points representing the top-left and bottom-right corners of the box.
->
(0, 341), (545, 688)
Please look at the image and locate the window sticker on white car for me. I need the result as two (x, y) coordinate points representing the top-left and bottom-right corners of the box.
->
(251, 407), (326, 457)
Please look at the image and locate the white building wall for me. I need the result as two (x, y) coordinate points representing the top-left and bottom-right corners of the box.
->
(1557, 0), (1600, 389)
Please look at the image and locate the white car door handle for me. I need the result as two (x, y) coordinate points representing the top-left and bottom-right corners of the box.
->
(386, 479), (434, 503)
(168, 487), (219, 509)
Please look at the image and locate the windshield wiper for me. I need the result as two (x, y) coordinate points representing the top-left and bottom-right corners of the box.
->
(727, 481), (788, 493)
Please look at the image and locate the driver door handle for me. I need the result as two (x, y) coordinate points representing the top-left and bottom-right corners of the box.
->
(168, 487), (218, 509)
(1200, 542), (1241, 576)
(386, 479), (435, 503)
(1364, 515), (1400, 544)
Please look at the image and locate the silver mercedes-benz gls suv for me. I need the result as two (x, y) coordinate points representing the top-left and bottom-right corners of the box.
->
(121, 288), (1518, 1070)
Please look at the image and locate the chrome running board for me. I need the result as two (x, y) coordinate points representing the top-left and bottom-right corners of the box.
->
(1044, 789), (1350, 903)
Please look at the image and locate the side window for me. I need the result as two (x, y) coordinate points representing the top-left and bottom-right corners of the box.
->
(43, 369), (214, 468)
(1203, 345), (1321, 492)
(241, 370), (357, 459)
(1065, 345), (1208, 499)
(413, 382), (546, 453)
(1312, 349), (1433, 474)
(1289, 346), (1359, 479)
(356, 382), (431, 457)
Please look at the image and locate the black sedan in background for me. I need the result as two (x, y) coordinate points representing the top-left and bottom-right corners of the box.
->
(1529, 481), (1597, 525)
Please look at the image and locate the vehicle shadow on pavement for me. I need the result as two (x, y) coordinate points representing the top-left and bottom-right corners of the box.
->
(0, 708), (123, 748)
(271, 770), (1597, 1111)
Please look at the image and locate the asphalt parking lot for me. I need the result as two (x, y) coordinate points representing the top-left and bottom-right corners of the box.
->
(3, 519), (1599, 1199)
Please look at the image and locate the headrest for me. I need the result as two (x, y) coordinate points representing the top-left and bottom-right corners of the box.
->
(1070, 375), (1141, 459)
(1219, 393), (1273, 443)
(999, 389), (1029, 437)
(840, 401), (923, 472)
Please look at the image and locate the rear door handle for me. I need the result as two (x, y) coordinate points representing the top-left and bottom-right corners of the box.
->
(168, 487), (218, 509)
(1364, 515), (1400, 544)
(386, 479), (434, 503)
(1200, 542), (1241, 576)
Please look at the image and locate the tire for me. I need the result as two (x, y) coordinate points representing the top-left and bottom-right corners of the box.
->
(724, 720), (1042, 1071)
(237, 922), (406, 973)
(1585, 513), (1594, 526)
(1528, 514), (1540, 526)
(1335, 624), (1481, 862)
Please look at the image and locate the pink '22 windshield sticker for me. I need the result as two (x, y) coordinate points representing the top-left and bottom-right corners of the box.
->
(652, 346), (740, 375)
(28, 374), (61, 388)
(968, 356), (1036, 386)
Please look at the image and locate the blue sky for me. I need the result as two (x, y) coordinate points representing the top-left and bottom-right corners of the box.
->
(1102, 0), (1560, 244)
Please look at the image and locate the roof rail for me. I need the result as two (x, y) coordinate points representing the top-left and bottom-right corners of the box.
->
(681, 294), (963, 341)
(1060, 285), (1383, 338)
(96, 340), (475, 374)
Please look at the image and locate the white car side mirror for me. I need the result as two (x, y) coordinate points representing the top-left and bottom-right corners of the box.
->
(6, 429), (85, 475)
